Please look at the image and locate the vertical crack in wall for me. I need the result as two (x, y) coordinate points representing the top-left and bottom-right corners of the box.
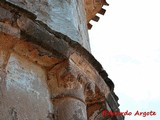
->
(9, 107), (18, 120)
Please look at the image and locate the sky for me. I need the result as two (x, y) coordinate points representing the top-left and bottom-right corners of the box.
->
(89, 0), (160, 120)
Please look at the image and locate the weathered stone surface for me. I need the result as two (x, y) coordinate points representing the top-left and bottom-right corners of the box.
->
(0, 4), (115, 91)
(0, 50), (8, 67)
(13, 41), (63, 68)
(0, 1), (123, 120)
(0, 32), (17, 50)
(106, 93), (124, 120)
(48, 60), (85, 101)
(84, 0), (108, 29)
(53, 98), (87, 120)
(0, 6), (20, 37)
(70, 53), (110, 97)
(0, 22), (20, 38)
(87, 103), (103, 120)
(16, 15), (71, 57)
(6, 0), (90, 51)
(0, 53), (54, 120)
(0, 6), (13, 21)
(0, 51), (7, 106)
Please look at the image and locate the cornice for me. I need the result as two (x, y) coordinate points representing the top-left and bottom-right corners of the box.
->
(84, 0), (109, 29)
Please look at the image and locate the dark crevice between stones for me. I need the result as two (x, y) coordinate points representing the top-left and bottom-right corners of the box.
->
(20, 31), (66, 59)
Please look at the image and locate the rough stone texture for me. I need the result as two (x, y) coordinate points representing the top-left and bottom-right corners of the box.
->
(0, 52), (54, 120)
(70, 53), (110, 97)
(48, 61), (85, 101)
(13, 41), (63, 68)
(0, 3), (115, 92)
(0, 32), (117, 120)
(0, 6), (20, 37)
(54, 98), (87, 120)
(0, 22), (20, 38)
(0, 1), (124, 119)
(0, 33), (57, 120)
(84, 0), (109, 29)
(6, 0), (90, 51)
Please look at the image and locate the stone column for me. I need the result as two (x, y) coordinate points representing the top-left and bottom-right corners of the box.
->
(53, 98), (87, 120)
(47, 61), (87, 120)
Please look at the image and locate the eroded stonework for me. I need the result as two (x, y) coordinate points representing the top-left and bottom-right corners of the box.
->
(6, 0), (90, 51)
(0, 33), (56, 120)
(0, 1), (124, 120)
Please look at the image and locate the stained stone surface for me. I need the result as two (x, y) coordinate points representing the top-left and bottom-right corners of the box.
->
(0, 1), (123, 119)
(6, 0), (90, 51)
(0, 52), (54, 120)
(54, 98), (87, 120)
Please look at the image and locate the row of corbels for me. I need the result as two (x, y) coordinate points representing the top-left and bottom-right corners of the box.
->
(87, 0), (109, 29)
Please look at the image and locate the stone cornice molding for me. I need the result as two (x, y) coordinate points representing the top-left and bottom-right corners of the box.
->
(84, 0), (109, 29)
(0, 1), (114, 91)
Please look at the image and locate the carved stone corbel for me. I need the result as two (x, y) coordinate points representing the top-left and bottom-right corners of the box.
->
(47, 60), (87, 120)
